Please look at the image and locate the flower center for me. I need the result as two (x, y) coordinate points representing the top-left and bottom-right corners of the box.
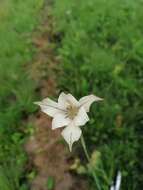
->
(66, 105), (78, 119)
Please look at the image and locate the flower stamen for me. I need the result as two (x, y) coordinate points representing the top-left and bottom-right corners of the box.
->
(66, 104), (78, 119)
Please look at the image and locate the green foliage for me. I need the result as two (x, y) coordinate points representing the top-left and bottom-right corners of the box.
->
(52, 0), (143, 189)
(0, 158), (28, 190)
(0, 0), (43, 189)
(46, 176), (55, 190)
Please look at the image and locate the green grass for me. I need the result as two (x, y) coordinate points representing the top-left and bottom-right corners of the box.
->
(0, 0), (43, 189)
(52, 0), (143, 189)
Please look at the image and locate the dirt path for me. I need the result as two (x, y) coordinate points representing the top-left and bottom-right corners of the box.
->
(25, 2), (87, 190)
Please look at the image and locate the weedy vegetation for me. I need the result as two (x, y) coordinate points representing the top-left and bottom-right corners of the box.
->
(0, 0), (43, 189)
(52, 0), (143, 189)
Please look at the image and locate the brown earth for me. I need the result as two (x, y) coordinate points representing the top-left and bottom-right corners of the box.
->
(25, 2), (87, 190)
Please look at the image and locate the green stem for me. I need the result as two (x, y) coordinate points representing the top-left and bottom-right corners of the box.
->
(81, 135), (90, 161)
(80, 135), (102, 190)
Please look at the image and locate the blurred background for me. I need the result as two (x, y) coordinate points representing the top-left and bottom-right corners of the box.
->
(0, 0), (143, 190)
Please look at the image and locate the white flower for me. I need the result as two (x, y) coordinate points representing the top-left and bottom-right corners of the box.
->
(34, 92), (102, 151)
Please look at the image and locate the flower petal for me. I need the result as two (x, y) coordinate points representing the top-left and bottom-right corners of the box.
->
(58, 92), (68, 109)
(34, 97), (61, 117)
(74, 107), (89, 126)
(66, 93), (79, 106)
(61, 123), (81, 151)
(52, 113), (71, 129)
(58, 92), (79, 109)
(79, 95), (103, 112)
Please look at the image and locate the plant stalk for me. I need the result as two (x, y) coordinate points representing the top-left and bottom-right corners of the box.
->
(80, 135), (102, 190)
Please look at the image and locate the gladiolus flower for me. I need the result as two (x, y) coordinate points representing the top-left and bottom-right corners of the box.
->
(34, 92), (102, 151)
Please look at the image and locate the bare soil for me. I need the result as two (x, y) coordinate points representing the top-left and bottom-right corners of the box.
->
(25, 2), (87, 190)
